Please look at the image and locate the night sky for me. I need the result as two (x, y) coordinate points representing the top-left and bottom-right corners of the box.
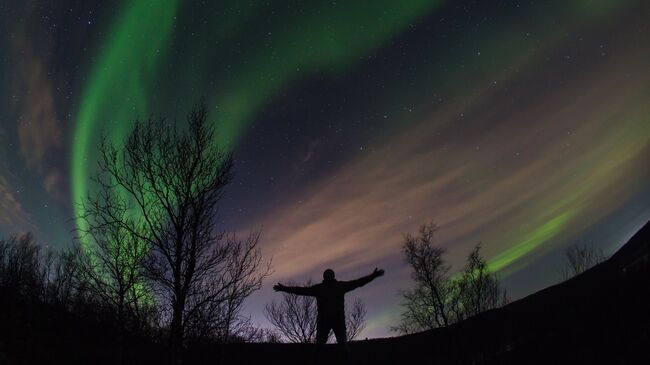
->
(1, 0), (649, 338)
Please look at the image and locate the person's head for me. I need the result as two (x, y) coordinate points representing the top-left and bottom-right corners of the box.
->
(323, 268), (335, 281)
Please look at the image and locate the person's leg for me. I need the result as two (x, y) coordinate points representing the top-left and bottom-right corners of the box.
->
(311, 320), (330, 365)
(332, 318), (352, 364)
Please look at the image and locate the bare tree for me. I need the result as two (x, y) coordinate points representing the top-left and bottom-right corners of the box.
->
(93, 102), (270, 364)
(561, 243), (607, 280)
(396, 223), (508, 334)
(259, 328), (283, 343)
(265, 280), (318, 343)
(0, 233), (51, 300)
(3, 239), (90, 312)
(75, 179), (154, 365)
(454, 243), (508, 322)
(396, 223), (454, 333)
(183, 231), (268, 342)
(222, 316), (283, 343)
(265, 280), (367, 343)
(345, 298), (367, 341)
(76, 181), (150, 330)
(43, 245), (84, 308)
(0, 233), (45, 299)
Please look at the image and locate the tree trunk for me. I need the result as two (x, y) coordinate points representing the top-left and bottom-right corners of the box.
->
(169, 302), (184, 365)
(116, 297), (125, 365)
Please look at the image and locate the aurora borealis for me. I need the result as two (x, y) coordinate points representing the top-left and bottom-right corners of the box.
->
(1, 0), (649, 338)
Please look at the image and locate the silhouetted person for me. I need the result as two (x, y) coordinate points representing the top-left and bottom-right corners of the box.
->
(274, 267), (385, 364)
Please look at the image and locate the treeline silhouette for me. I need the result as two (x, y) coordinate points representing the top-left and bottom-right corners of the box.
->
(0, 232), (148, 364)
(0, 232), (274, 365)
(1, 103), (272, 365)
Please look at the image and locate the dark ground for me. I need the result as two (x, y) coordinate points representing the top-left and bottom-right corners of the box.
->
(1, 221), (649, 364)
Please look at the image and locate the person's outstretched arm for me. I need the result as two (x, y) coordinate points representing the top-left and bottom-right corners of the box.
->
(273, 283), (317, 296)
(342, 268), (385, 292)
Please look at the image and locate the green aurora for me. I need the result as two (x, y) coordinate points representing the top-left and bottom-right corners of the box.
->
(73, 0), (640, 271)
(71, 0), (445, 247)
